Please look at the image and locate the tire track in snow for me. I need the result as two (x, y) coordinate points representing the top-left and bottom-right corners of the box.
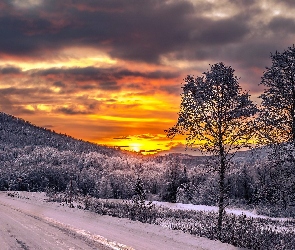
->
(43, 217), (135, 250)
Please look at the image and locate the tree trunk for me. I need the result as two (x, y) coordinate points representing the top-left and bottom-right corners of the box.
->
(217, 154), (226, 240)
(291, 82), (295, 141)
(217, 101), (226, 240)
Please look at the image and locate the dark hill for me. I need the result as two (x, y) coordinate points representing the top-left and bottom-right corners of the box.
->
(0, 112), (118, 156)
(0, 111), (132, 194)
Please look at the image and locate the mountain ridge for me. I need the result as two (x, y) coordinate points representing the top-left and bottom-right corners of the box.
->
(0, 111), (120, 156)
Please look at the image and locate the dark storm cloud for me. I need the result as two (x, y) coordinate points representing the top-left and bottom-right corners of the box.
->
(105, 4), (252, 62)
(28, 66), (179, 93)
(126, 83), (144, 90)
(0, 66), (22, 74)
(32, 67), (178, 80)
(99, 81), (121, 91)
(0, 87), (53, 97)
(191, 16), (250, 45)
(55, 106), (90, 115)
(227, 42), (279, 68)
(0, 15), (57, 56)
(0, 0), (253, 63)
(280, 0), (295, 7)
(232, 0), (257, 7)
(268, 17), (295, 34)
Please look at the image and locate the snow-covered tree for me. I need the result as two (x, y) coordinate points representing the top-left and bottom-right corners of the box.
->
(255, 143), (295, 214)
(166, 62), (257, 238)
(259, 45), (295, 143)
(257, 46), (295, 213)
(162, 161), (188, 203)
(133, 177), (146, 200)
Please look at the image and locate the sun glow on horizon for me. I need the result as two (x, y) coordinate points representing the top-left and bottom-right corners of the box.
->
(129, 142), (142, 152)
(93, 133), (186, 155)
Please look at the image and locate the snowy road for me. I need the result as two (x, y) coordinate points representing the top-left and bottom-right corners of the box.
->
(0, 192), (242, 250)
(0, 199), (112, 249)
(0, 199), (109, 249)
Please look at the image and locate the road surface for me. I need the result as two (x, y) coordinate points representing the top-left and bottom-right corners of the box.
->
(0, 199), (114, 249)
(0, 192), (242, 250)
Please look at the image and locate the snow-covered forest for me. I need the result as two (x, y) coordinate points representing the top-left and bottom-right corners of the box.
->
(1, 110), (295, 248)
(0, 111), (294, 218)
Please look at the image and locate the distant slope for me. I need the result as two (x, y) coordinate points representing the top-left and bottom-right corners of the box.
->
(0, 111), (137, 193)
(0, 112), (119, 156)
(153, 147), (269, 169)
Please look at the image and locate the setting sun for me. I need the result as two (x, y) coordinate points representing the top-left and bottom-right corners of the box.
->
(130, 143), (141, 152)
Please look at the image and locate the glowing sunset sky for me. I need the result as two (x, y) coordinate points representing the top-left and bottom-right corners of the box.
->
(0, 0), (294, 154)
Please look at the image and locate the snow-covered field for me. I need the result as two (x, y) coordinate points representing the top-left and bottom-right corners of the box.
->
(100, 198), (293, 221)
(152, 201), (292, 221)
(0, 191), (243, 250)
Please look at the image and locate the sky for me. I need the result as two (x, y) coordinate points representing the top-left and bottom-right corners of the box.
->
(0, 0), (295, 155)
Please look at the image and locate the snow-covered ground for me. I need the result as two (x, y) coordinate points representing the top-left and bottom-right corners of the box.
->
(152, 201), (292, 221)
(102, 198), (293, 221)
(0, 191), (243, 250)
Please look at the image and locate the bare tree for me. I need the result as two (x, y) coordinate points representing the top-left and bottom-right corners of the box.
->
(166, 62), (257, 239)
